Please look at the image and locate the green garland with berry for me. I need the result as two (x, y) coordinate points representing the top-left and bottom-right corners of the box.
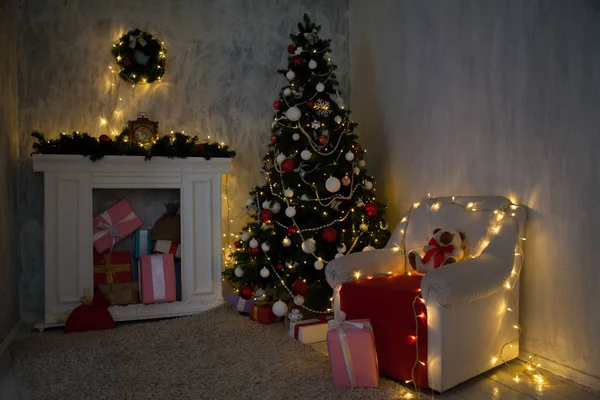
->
(31, 130), (235, 161)
(112, 28), (166, 84)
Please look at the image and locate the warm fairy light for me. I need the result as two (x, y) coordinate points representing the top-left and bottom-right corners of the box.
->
(413, 202), (420, 208)
(392, 246), (400, 252)
(354, 271), (361, 280)
(401, 217), (407, 223)
(409, 335), (417, 342)
(419, 361), (426, 366)
(505, 282), (512, 289)
(507, 308), (513, 312)
(466, 202), (474, 209)
(492, 227), (500, 233)
(514, 375), (520, 383)
(511, 270), (517, 275)
(427, 193), (431, 198)
(497, 213), (504, 221)
(511, 205), (518, 210)
(520, 237), (527, 240)
(100, 118), (107, 126)
(400, 229), (405, 234)
(404, 394), (414, 399)
(492, 357), (499, 363)
(513, 325), (520, 329)
(431, 202), (440, 211)
(417, 312), (426, 319)
(451, 196), (455, 202)
(533, 374), (544, 383)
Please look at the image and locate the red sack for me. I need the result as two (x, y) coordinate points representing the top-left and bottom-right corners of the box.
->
(64, 289), (115, 334)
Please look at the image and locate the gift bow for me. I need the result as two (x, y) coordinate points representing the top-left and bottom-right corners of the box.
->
(93, 210), (138, 252)
(129, 33), (147, 49)
(422, 237), (455, 269)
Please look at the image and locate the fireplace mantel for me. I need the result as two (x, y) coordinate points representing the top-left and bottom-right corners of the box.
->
(33, 154), (232, 326)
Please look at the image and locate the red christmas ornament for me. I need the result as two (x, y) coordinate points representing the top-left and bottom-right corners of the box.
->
(239, 285), (254, 300)
(196, 144), (205, 152)
(273, 100), (281, 110)
(99, 134), (111, 143)
(322, 227), (338, 243)
(287, 225), (298, 235)
(249, 247), (261, 257)
(259, 208), (273, 223)
(276, 263), (285, 271)
(306, 100), (314, 109)
(281, 158), (295, 173)
(293, 56), (303, 66)
(124, 58), (132, 67)
(318, 135), (328, 145)
(234, 240), (242, 248)
(292, 279), (308, 295)
(352, 143), (363, 153)
(270, 134), (278, 143)
(364, 202), (379, 217)
(287, 44), (297, 54)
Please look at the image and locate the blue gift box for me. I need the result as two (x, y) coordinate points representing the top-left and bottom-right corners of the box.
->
(134, 229), (152, 259)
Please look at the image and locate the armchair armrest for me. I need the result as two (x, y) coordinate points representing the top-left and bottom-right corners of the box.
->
(325, 248), (406, 289)
(420, 253), (511, 306)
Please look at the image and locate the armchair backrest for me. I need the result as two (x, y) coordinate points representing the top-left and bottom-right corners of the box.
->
(387, 196), (525, 263)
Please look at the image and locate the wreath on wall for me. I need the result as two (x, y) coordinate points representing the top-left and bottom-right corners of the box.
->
(111, 28), (166, 84)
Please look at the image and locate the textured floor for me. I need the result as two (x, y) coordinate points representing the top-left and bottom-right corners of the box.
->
(10, 304), (422, 400)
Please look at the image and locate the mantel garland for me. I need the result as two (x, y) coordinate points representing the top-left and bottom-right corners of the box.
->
(112, 28), (166, 84)
(31, 131), (236, 161)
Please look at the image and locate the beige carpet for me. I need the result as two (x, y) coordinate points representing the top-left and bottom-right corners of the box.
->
(10, 304), (425, 400)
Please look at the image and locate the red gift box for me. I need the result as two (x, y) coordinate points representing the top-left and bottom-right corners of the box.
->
(93, 199), (143, 254)
(93, 251), (132, 285)
(249, 303), (282, 324)
(340, 274), (428, 388)
(139, 254), (176, 304)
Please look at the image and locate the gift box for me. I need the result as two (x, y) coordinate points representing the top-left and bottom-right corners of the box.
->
(134, 229), (152, 259)
(97, 282), (139, 306)
(224, 293), (257, 313)
(290, 316), (332, 343)
(139, 254), (176, 304)
(93, 199), (143, 254)
(93, 251), (132, 285)
(249, 303), (282, 324)
(327, 318), (379, 388)
(154, 240), (181, 259)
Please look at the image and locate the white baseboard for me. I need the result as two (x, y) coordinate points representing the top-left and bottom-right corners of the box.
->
(519, 350), (600, 392)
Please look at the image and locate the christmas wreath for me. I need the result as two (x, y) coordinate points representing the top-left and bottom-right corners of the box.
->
(112, 28), (166, 84)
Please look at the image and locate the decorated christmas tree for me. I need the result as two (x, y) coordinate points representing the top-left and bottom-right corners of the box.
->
(223, 15), (391, 316)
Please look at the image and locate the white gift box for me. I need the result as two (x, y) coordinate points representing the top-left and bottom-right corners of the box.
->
(289, 317), (332, 343)
(154, 240), (181, 259)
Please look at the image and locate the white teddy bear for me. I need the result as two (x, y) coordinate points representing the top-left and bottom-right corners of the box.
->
(288, 308), (304, 323)
(408, 228), (466, 273)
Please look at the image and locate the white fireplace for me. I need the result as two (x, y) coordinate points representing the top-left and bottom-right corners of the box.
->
(32, 154), (232, 326)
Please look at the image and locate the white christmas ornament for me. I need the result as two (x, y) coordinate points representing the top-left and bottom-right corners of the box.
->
(245, 199), (254, 207)
(360, 223), (369, 231)
(337, 243), (347, 253)
(364, 181), (373, 190)
(276, 153), (286, 164)
(358, 159), (366, 168)
(302, 238), (317, 254)
(241, 232), (250, 241)
(286, 106), (301, 121)
(272, 300), (288, 317)
(284, 188), (294, 198)
(316, 83), (325, 92)
(363, 245), (376, 252)
(334, 115), (342, 124)
(271, 202), (281, 214)
(285, 206), (296, 218)
(345, 152), (355, 161)
(353, 167), (361, 175)
(254, 288), (266, 301)
(234, 266), (244, 277)
(262, 200), (271, 209)
(260, 267), (270, 278)
(292, 133), (300, 141)
(286, 70), (296, 80)
(249, 238), (259, 248)
(336, 97), (345, 109)
(314, 259), (324, 270)
(308, 59), (317, 69)
(294, 294), (305, 306)
(261, 242), (270, 252)
(283, 88), (292, 96)
(282, 236), (292, 247)
(335, 252), (344, 259)
(325, 176), (341, 193)
(301, 149), (312, 160)
(300, 194), (311, 201)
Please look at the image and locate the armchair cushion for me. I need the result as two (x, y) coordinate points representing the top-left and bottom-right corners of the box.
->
(340, 274), (429, 388)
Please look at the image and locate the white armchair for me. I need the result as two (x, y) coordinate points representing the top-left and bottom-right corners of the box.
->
(326, 196), (527, 392)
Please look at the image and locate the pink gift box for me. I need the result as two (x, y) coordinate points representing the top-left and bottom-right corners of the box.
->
(139, 254), (176, 304)
(93, 199), (143, 254)
(327, 319), (379, 388)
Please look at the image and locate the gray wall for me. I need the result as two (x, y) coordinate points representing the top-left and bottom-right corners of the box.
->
(350, 0), (600, 380)
(17, 0), (350, 322)
(0, 0), (20, 342)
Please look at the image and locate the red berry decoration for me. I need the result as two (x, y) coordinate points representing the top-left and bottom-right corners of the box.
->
(287, 44), (297, 54)
(249, 247), (261, 257)
(281, 158), (295, 173)
(276, 263), (285, 271)
(287, 225), (298, 235)
(273, 100), (281, 110)
(196, 144), (205, 152)
(124, 58), (132, 67)
(322, 227), (338, 243)
(234, 240), (242, 248)
(99, 134), (111, 143)
(293, 56), (303, 66)
(270, 134), (278, 143)
(239, 285), (254, 300)
(292, 279), (308, 295)
(259, 208), (273, 223)
(318, 135), (328, 145)
(306, 100), (314, 108)
(364, 202), (379, 217)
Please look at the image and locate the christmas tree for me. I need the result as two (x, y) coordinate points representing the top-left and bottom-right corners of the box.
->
(223, 15), (391, 316)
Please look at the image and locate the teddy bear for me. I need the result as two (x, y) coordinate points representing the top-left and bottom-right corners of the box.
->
(408, 228), (466, 273)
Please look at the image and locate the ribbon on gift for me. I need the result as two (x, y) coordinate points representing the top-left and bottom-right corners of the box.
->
(293, 316), (328, 340)
(328, 312), (371, 388)
(94, 254), (130, 284)
(150, 255), (166, 302)
(93, 210), (139, 252)
(129, 33), (147, 48)
(422, 237), (455, 269)
(137, 230), (151, 257)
